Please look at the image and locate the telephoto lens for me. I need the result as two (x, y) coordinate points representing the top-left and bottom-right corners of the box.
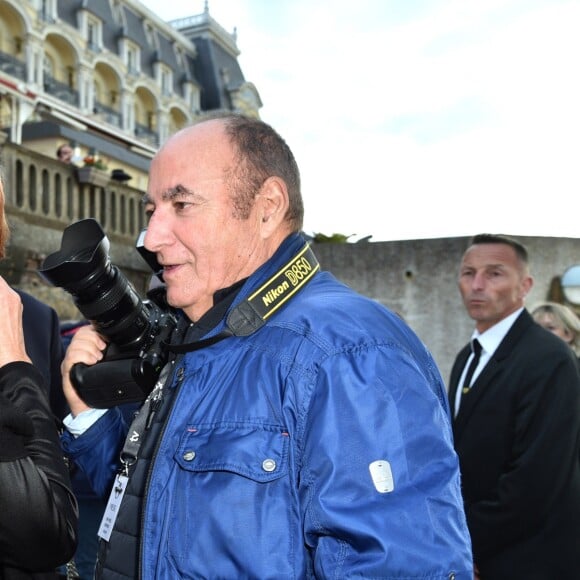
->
(39, 218), (151, 351)
(39, 218), (178, 407)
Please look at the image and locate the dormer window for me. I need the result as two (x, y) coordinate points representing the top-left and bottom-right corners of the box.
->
(86, 16), (102, 52)
(183, 81), (200, 113)
(125, 42), (140, 76)
(160, 66), (172, 96)
(145, 23), (157, 48)
(38, 0), (57, 23)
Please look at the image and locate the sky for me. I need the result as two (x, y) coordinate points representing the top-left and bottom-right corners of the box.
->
(140, 0), (580, 242)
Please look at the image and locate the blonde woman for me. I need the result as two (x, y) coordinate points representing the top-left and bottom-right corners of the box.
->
(532, 301), (580, 358)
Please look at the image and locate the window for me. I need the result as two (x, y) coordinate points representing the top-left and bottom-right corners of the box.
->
(78, 11), (103, 52)
(160, 67), (172, 96)
(126, 43), (140, 75)
(43, 55), (54, 81)
(87, 21), (101, 51)
(145, 23), (157, 48)
(88, 22), (95, 45)
(38, 0), (57, 23)
(183, 82), (200, 113)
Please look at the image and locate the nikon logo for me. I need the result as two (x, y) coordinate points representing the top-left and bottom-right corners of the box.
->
(261, 257), (314, 307)
(262, 281), (290, 306)
(259, 254), (315, 309)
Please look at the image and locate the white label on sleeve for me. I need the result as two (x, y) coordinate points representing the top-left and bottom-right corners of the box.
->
(98, 474), (128, 541)
(369, 460), (394, 493)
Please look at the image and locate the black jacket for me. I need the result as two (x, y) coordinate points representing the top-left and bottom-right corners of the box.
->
(0, 290), (77, 578)
(449, 310), (580, 579)
(0, 363), (77, 579)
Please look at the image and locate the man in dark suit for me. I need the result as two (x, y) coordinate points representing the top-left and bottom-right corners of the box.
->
(448, 233), (580, 580)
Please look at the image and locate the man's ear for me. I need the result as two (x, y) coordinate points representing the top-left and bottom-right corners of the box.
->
(521, 275), (534, 299)
(258, 176), (289, 236)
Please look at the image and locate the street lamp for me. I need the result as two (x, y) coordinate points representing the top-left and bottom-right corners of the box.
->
(561, 264), (580, 306)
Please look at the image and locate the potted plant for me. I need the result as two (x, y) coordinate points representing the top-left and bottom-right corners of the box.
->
(76, 154), (110, 186)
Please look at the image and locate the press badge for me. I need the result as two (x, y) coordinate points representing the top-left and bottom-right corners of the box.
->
(369, 460), (395, 493)
(98, 473), (128, 541)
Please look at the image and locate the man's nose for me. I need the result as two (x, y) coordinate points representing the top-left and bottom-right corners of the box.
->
(143, 213), (171, 253)
(471, 271), (486, 290)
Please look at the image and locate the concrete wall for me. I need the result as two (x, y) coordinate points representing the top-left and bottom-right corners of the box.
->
(313, 236), (580, 385)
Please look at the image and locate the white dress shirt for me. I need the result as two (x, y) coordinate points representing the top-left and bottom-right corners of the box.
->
(454, 307), (524, 416)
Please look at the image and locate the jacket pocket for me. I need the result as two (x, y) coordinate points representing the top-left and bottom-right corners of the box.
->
(174, 421), (289, 482)
(166, 422), (296, 577)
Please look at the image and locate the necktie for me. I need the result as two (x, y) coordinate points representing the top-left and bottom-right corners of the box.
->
(461, 339), (482, 395)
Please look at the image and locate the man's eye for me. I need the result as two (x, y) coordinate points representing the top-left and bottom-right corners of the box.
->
(174, 201), (191, 211)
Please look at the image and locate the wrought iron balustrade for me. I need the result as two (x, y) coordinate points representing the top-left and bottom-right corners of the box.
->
(93, 102), (122, 128)
(0, 50), (26, 80)
(134, 123), (159, 147)
(43, 73), (80, 106)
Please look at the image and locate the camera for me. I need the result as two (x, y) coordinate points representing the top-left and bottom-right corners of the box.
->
(39, 218), (179, 408)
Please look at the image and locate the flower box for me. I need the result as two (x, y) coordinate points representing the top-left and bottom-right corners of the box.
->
(76, 166), (110, 187)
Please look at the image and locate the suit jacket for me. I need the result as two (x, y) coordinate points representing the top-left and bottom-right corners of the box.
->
(17, 290), (67, 420)
(449, 309), (580, 579)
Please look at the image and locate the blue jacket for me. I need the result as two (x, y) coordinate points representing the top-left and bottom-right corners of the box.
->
(63, 234), (473, 579)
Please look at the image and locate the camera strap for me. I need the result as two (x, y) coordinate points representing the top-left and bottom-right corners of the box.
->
(167, 242), (320, 354)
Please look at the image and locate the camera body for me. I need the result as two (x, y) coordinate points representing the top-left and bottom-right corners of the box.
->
(39, 218), (179, 408)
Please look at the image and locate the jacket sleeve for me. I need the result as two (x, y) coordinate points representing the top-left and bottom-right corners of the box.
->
(0, 362), (78, 571)
(61, 406), (128, 499)
(301, 343), (473, 578)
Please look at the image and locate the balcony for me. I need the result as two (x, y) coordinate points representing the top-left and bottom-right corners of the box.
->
(0, 50), (26, 81)
(93, 102), (123, 128)
(134, 123), (159, 147)
(43, 73), (80, 107)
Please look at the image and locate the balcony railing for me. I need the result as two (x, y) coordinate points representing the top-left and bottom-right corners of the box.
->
(0, 141), (145, 243)
(134, 123), (159, 147)
(43, 73), (80, 106)
(0, 50), (26, 81)
(93, 102), (122, 128)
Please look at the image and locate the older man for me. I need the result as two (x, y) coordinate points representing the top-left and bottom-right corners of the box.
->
(61, 114), (472, 579)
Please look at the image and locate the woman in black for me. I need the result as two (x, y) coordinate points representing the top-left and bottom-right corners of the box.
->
(0, 173), (77, 578)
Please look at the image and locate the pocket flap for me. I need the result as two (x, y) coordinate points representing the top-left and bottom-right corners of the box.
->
(174, 422), (290, 483)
